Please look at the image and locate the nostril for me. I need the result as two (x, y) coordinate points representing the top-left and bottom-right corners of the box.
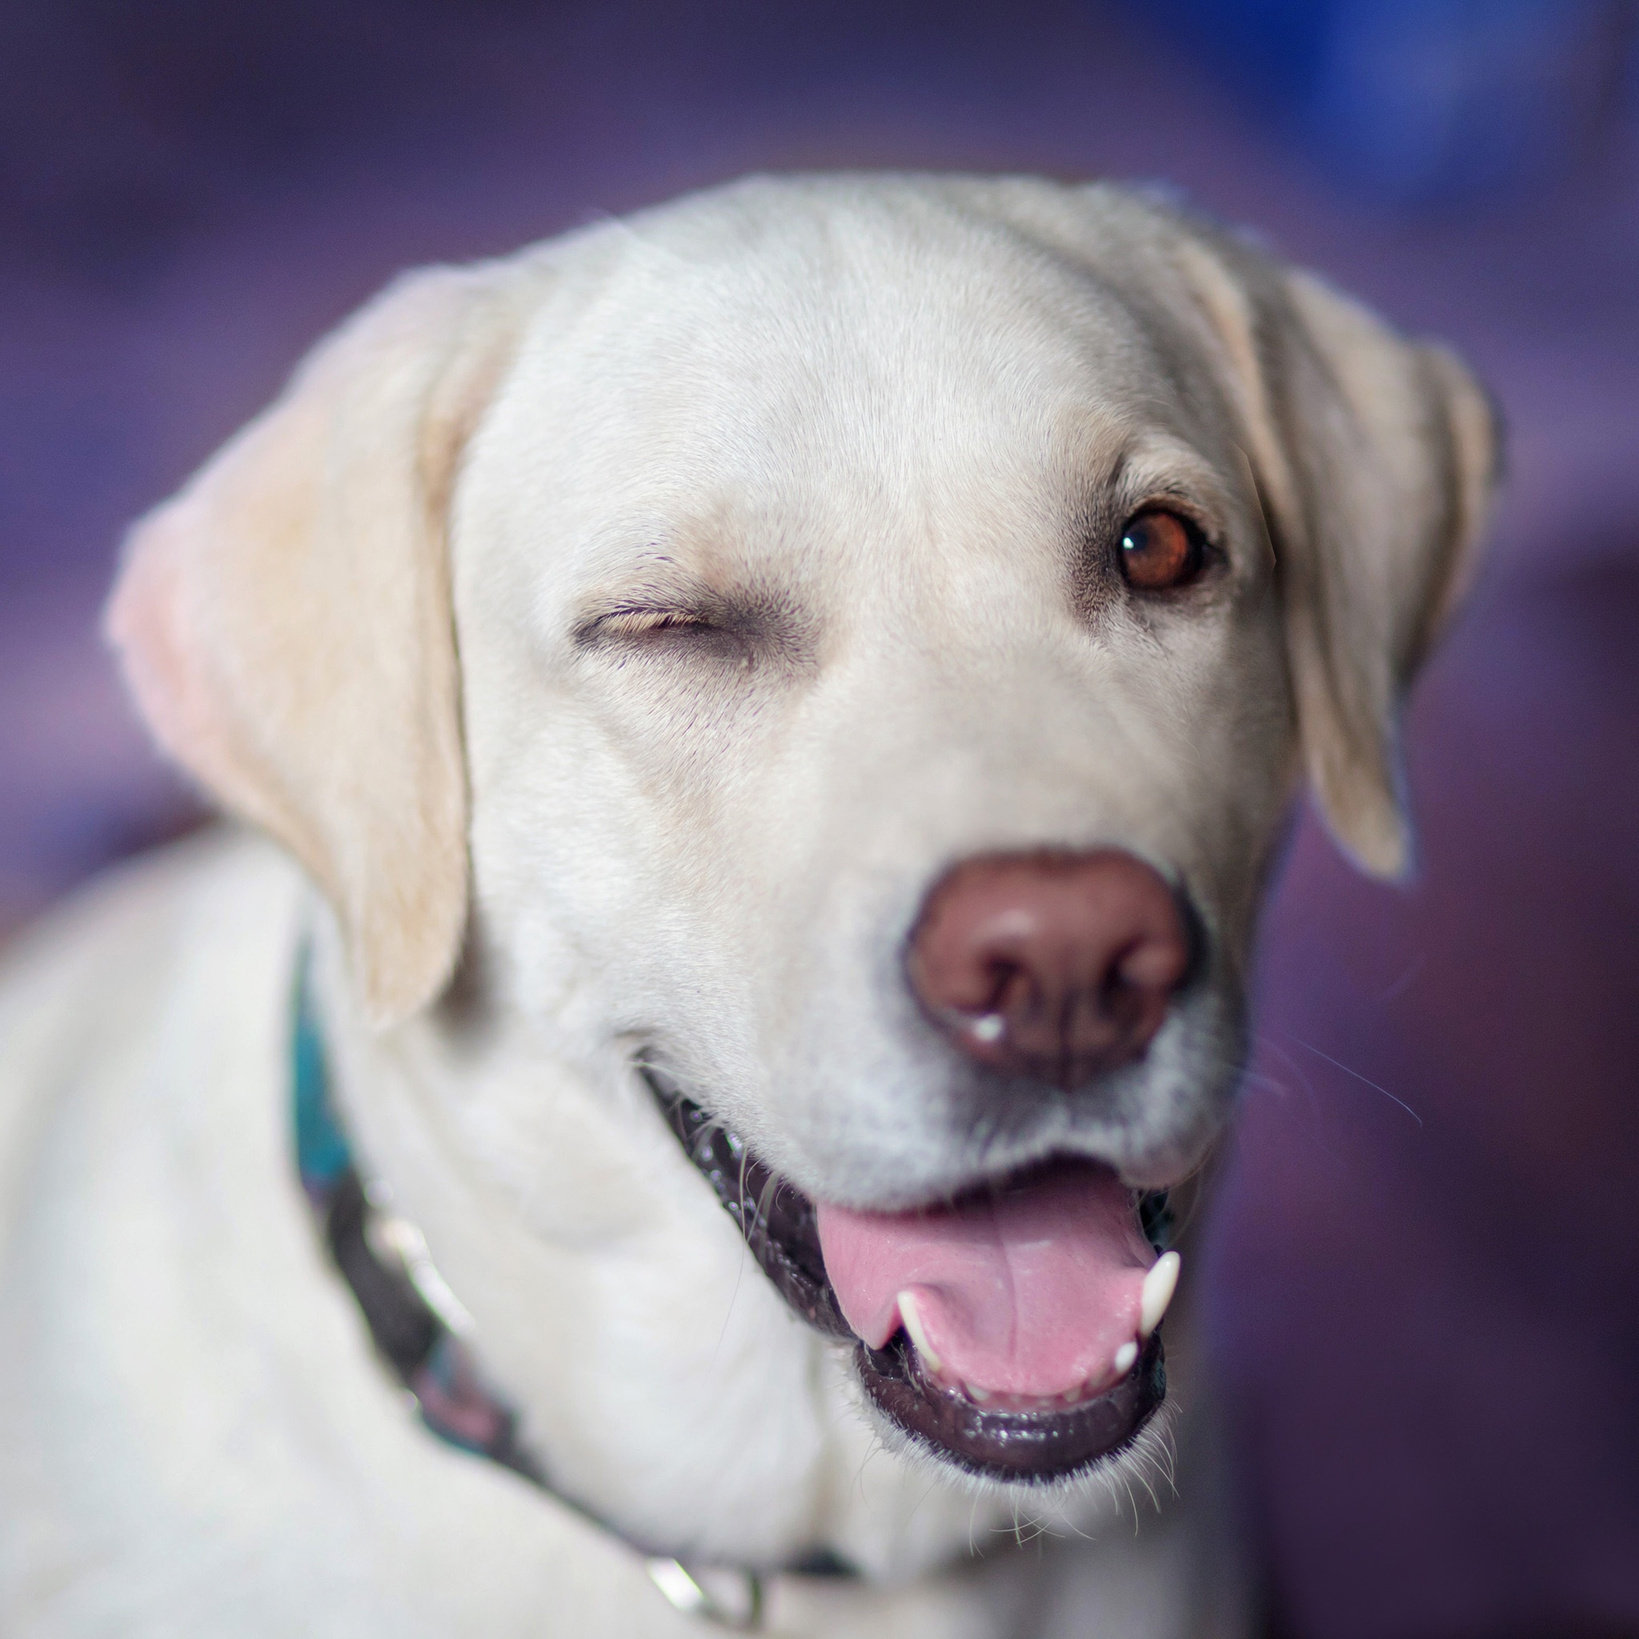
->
(983, 959), (1027, 1017)
(907, 849), (1193, 1088)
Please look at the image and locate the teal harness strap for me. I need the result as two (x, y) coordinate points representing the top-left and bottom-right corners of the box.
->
(292, 967), (350, 1188)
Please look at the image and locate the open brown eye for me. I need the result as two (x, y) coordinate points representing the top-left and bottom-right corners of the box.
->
(1118, 509), (1204, 592)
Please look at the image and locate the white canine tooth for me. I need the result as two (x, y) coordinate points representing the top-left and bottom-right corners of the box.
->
(966, 1382), (992, 1403)
(1139, 1250), (1181, 1339)
(970, 1014), (1006, 1045)
(1113, 1340), (1139, 1375)
(897, 1290), (943, 1375)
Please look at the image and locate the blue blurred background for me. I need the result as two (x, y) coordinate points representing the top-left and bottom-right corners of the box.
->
(2, 3), (1636, 1633)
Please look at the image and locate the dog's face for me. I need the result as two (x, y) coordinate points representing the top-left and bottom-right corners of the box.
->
(108, 176), (1495, 1559)
(457, 183), (1294, 1205)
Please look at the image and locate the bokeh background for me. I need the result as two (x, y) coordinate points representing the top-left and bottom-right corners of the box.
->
(2, 2), (1636, 1634)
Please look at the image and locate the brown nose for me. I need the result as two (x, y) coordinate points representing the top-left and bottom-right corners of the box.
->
(906, 850), (1193, 1088)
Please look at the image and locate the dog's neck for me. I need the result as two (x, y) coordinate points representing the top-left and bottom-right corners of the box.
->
(293, 947), (782, 1626)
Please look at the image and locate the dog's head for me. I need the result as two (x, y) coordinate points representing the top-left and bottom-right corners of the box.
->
(107, 176), (1495, 1530)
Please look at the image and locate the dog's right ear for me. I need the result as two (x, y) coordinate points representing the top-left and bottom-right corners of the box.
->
(106, 262), (536, 1027)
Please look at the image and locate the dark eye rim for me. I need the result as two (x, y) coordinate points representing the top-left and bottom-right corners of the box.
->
(1114, 505), (1215, 594)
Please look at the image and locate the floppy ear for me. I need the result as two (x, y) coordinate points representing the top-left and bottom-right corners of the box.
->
(106, 262), (535, 1025)
(1271, 270), (1500, 876)
(1178, 237), (1500, 878)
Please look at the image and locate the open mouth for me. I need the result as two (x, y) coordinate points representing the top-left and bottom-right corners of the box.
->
(648, 1073), (1176, 1486)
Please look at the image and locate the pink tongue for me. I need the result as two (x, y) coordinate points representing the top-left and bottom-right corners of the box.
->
(816, 1163), (1156, 1399)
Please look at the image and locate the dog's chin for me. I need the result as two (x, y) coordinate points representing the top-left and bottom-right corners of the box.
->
(648, 1072), (1174, 1489)
(854, 1326), (1167, 1487)
(859, 1376), (1180, 1520)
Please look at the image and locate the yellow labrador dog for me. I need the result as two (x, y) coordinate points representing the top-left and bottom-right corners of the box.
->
(0, 175), (1494, 1637)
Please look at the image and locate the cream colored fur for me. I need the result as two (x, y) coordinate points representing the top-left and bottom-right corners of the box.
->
(0, 175), (1494, 1637)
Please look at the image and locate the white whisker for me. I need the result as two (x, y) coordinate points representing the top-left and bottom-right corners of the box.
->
(1283, 1032), (1424, 1126)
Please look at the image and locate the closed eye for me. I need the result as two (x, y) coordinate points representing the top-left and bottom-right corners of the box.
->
(595, 608), (717, 640)
(577, 602), (758, 669)
(575, 581), (814, 674)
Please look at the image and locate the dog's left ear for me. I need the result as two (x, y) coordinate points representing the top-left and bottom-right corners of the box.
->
(1180, 238), (1501, 878)
(107, 262), (537, 1026)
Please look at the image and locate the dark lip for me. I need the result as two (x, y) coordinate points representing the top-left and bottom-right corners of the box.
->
(860, 1329), (1166, 1485)
(647, 1069), (1171, 1485)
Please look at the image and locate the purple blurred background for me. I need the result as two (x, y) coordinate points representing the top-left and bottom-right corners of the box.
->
(2, 2), (1636, 1633)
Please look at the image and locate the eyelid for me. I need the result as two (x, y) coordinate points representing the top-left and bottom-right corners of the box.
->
(593, 607), (713, 638)
(574, 602), (719, 647)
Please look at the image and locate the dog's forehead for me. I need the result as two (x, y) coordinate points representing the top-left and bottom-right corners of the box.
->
(478, 183), (1219, 598)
